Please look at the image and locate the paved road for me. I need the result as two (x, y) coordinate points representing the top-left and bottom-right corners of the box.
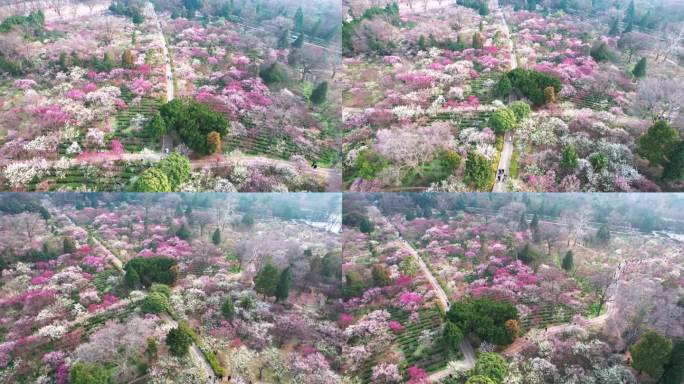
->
(148, 2), (174, 155)
(493, 131), (513, 192)
(492, 0), (517, 192)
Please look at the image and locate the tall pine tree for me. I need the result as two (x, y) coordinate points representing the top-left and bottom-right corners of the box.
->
(275, 266), (292, 302)
(293, 7), (304, 32)
(632, 57), (646, 77)
(212, 228), (221, 245)
(254, 262), (279, 298)
(562, 250), (574, 272)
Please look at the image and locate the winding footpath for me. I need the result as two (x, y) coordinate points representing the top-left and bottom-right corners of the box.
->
(369, 207), (477, 381)
(492, 0), (517, 192)
(64, 206), (217, 382)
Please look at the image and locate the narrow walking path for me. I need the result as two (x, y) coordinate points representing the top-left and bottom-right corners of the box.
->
(493, 131), (513, 192)
(147, 2), (174, 155)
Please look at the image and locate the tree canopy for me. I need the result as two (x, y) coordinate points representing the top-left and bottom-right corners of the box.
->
(133, 168), (172, 192)
(157, 152), (191, 190)
(489, 107), (517, 135)
(638, 120), (679, 166)
(464, 152), (494, 190)
(630, 330), (673, 378)
(496, 68), (561, 106)
(254, 262), (280, 298)
(275, 266), (292, 302)
(124, 257), (178, 288)
(70, 363), (111, 384)
(446, 298), (518, 346)
(159, 99), (229, 156)
(470, 353), (508, 384)
(166, 324), (193, 357)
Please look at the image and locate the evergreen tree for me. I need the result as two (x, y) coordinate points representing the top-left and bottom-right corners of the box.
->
(310, 81), (328, 105)
(596, 224), (610, 243)
(623, 20), (634, 33)
(489, 107), (517, 135)
(590, 41), (611, 62)
(561, 250), (573, 272)
(277, 29), (290, 49)
(63, 236), (77, 253)
(589, 153), (608, 171)
(157, 151), (191, 190)
(241, 213), (254, 228)
(630, 330), (672, 378)
(443, 320), (464, 351)
(292, 33), (304, 48)
(121, 49), (135, 69)
(254, 262), (279, 298)
(663, 140), (684, 181)
(207, 131), (221, 154)
(662, 339), (684, 384)
(212, 228), (221, 245)
(221, 295), (235, 320)
(608, 18), (620, 36)
(58, 51), (70, 70)
(176, 224), (191, 240)
(518, 243), (538, 264)
(456, 33), (467, 50)
(632, 57), (646, 77)
(496, 74), (512, 97)
(472, 32), (485, 49)
(638, 120), (679, 166)
(141, 292), (169, 313)
(418, 35), (427, 51)
(359, 217), (374, 234)
(471, 353), (508, 384)
(464, 152), (494, 190)
(166, 325), (193, 357)
(70, 363), (111, 384)
(102, 51), (116, 71)
(259, 62), (287, 84)
(561, 144), (579, 171)
(293, 7), (304, 32)
(625, 0), (635, 23)
(146, 112), (167, 138)
(133, 168), (172, 192)
(145, 338), (158, 360)
(275, 266), (292, 302)
(372, 264), (392, 286)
